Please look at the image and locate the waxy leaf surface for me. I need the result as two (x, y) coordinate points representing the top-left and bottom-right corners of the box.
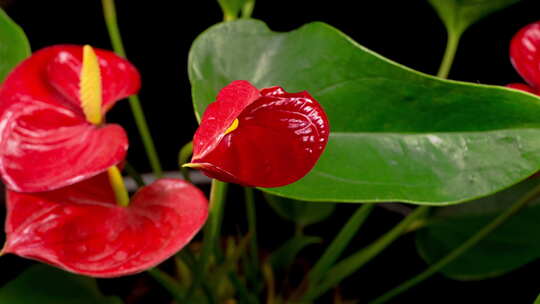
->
(3, 176), (208, 277)
(189, 20), (540, 204)
(0, 45), (139, 192)
(0, 265), (122, 304)
(416, 178), (540, 280)
(0, 8), (30, 83)
(191, 81), (329, 187)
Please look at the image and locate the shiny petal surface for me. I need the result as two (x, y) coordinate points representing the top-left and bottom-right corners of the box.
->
(3, 176), (208, 278)
(193, 80), (261, 160)
(192, 82), (329, 187)
(0, 101), (128, 192)
(0, 45), (138, 192)
(510, 21), (540, 90)
(0, 45), (140, 115)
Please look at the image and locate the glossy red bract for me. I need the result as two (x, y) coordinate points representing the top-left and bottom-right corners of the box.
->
(191, 80), (329, 188)
(0, 45), (140, 192)
(509, 21), (540, 93)
(3, 175), (208, 278)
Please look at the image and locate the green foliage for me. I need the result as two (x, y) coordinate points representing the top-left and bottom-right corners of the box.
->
(416, 178), (540, 280)
(429, 0), (521, 36)
(0, 7), (30, 83)
(264, 193), (335, 226)
(217, 0), (254, 20)
(189, 19), (540, 205)
(268, 235), (322, 271)
(0, 265), (123, 304)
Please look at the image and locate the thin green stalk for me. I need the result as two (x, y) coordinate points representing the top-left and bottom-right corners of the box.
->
(201, 180), (229, 267)
(101, 0), (163, 178)
(241, 0), (255, 18)
(437, 31), (461, 78)
(369, 183), (540, 304)
(244, 187), (259, 270)
(147, 268), (186, 303)
(178, 141), (194, 183)
(305, 204), (375, 290)
(124, 162), (145, 187)
(302, 206), (430, 301)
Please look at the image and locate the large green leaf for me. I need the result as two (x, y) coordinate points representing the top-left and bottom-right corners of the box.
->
(264, 193), (335, 226)
(0, 265), (123, 304)
(188, 19), (540, 205)
(0, 7), (30, 83)
(429, 0), (521, 36)
(416, 178), (540, 280)
(534, 293), (540, 304)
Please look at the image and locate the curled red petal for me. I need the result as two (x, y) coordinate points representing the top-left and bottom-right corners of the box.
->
(0, 45), (140, 116)
(0, 45), (138, 192)
(506, 83), (538, 94)
(510, 21), (540, 90)
(0, 101), (128, 192)
(3, 176), (208, 278)
(193, 80), (261, 159)
(192, 81), (329, 187)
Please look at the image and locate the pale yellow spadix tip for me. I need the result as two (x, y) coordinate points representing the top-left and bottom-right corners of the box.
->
(80, 45), (103, 125)
(182, 163), (203, 169)
(224, 118), (239, 135)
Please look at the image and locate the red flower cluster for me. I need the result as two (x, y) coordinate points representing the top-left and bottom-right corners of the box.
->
(0, 45), (208, 277)
(508, 21), (540, 94)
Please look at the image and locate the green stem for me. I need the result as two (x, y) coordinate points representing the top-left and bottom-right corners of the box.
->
(369, 184), (540, 304)
(124, 162), (145, 187)
(244, 187), (259, 269)
(241, 0), (255, 18)
(304, 204), (375, 291)
(302, 206), (430, 301)
(437, 31), (461, 79)
(101, 0), (163, 178)
(147, 268), (186, 303)
(201, 180), (229, 267)
(178, 141), (194, 183)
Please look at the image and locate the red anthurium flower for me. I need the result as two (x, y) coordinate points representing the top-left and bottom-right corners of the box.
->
(0, 45), (139, 192)
(2, 174), (208, 277)
(187, 80), (329, 188)
(508, 21), (540, 94)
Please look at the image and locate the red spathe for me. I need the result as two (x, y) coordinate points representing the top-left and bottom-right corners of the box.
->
(0, 45), (140, 192)
(3, 176), (208, 278)
(191, 80), (330, 188)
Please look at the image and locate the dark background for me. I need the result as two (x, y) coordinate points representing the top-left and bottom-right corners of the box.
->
(1, 0), (540, 303)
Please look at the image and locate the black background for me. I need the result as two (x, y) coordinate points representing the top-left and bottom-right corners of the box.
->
(1, 0), (540, 303)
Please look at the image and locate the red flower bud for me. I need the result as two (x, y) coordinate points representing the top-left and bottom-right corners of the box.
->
(0, 45), (139, 192)
(510, 21), (540, 91)
(2, 175), (208, 277)
(189, 80), (329, 187)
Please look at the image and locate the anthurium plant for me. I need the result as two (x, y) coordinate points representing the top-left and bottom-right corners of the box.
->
(0, 0), (539, 303)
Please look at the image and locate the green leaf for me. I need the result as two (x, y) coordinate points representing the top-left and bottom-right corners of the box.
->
(268, 235), (322, 271)
(0, 7), (30, 83)
(534, 293), (540, 304)
(189, 19), (540, 205)
(416, 178), (540, 280)
(264, 193), (335, 226)
(429, 0), (521, 36)
(0, 265), (123, 304)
